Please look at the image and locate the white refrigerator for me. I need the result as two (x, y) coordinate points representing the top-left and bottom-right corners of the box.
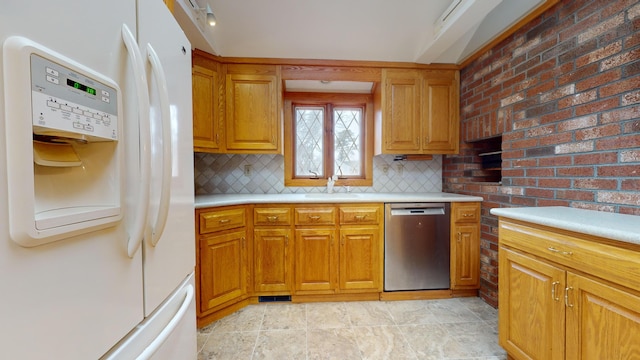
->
(0, 0), (196, 359)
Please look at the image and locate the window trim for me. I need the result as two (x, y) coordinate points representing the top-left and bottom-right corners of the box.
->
(284, 92), (374, 187)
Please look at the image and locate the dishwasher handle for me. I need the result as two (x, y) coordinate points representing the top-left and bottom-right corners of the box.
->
(390, 208), (445, 216)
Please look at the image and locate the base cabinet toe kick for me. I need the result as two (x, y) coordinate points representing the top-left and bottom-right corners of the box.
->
(195, 201), (481, 327)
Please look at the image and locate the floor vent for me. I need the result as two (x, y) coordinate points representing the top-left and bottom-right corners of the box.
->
(258, 295), (292, 303)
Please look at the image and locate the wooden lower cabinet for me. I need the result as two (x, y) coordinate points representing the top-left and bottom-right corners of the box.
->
(293, 204), (383, 295)
(254, 228), (292, 293)
(198, 229), (248, 312)
(253, 206), (294, 294)
(294, 228), (337, 293)
(196, 206), (249, 326)
(565, 272), (640, 359)
(499, 247), (565, 360)
(196, 202), (479, 326)
(450, 202), (481, 290)
(339, 226), (381, 291)
(497, 217), (640, 360)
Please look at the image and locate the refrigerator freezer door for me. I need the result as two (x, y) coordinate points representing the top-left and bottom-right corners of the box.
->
(100, 273), (197, 360)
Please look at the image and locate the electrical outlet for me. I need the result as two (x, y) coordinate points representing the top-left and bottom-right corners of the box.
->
(382, 165), (389, 174)
(396, 163), (404, 176)
(243, 164), (252, 177)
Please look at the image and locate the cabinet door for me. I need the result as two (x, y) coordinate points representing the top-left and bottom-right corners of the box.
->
(254, 228), (292, 293)
(499, 247), (566, 360)
(192, 64), (221, 152)
(199, 230), (247, 313)
(339, 227), (381, 291)
(381, 69), (422, 153)
(225, 65), (280, 153)
(294, 228), (337, 294)
(451, 223), (479, 288)
(422, 71), (459, 154)
(565, 272), (640, 360)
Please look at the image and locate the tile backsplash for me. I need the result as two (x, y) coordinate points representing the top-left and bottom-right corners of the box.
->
(194, 153), (442, 195)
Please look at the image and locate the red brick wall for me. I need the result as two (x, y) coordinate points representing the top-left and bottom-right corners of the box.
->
(444, 0), (640, 307)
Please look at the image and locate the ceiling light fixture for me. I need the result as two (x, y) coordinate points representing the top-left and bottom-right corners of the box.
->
(205, 5), (216, 27)
(186, 0), (216, 27)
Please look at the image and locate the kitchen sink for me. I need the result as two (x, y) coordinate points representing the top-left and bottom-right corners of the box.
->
(304, 193), (361, 199)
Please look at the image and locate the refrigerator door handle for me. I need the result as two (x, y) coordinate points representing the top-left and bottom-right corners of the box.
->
(136, 284), (194, 360)
(122, 24), (151, 258)
(146, 43), (172, 247)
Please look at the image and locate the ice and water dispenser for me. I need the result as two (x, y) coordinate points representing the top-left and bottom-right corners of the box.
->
(3, 37), (123, 246)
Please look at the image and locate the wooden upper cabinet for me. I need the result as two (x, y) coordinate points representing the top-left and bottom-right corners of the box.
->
(423, 70), (459, 154)
(378, 68), (459, 155)
(381, 69), (422, 153)
(163, 0), (174, 13)
(225, 64), (282, 153)
(192, 63), (221, 152)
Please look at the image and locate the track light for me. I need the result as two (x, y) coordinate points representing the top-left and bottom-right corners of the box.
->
(205, 4), (216, 27)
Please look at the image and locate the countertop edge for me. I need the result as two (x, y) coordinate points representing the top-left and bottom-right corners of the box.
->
(491, 206), (640, 246)
(195, 192), (483, 209)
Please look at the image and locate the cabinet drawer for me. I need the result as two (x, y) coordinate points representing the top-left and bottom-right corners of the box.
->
(199, 207), (246, 234)
(294, 207), (336, 226)
(453, 203), (480, 223)
(339, 206), (381, 225)
(499, 219), (640, 292)
(254, 207), (292, 226)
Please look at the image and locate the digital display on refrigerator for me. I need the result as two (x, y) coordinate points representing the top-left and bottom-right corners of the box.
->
(66, 78), (96, 95)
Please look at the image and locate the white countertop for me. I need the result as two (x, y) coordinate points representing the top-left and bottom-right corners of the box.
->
(195, 192), (483, 208)
(491, 206), (640, 246)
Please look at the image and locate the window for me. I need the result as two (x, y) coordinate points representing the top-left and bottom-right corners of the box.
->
(284, 92), (373, 187)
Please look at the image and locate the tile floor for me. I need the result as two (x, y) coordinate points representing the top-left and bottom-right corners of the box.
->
(197, 297), (506, 360)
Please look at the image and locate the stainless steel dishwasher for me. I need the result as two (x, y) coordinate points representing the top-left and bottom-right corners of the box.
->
(384, 203), (450, 291)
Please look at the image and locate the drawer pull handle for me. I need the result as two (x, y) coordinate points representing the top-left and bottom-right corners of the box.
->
(551, 281), (560, 301)
(548, 247), (573, 256)
(463, 213), (473, 217)
(308, 215), (321, 221)
(457, 232), (461, 242)
(266, 216), (279, 222)
(354, 215), (367, 221)
(218, 219), (230, 224)
(565, 286), (574, 308)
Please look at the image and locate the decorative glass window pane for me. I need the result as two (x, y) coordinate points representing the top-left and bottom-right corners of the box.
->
(334, 107), (362, 177)
(294, 106), (324, 178)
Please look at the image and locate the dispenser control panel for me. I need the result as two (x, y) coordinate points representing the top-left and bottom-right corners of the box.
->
(30, 54), (119, 141)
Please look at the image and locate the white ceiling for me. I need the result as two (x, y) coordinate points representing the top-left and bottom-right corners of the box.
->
(174, 0), (546, 65)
